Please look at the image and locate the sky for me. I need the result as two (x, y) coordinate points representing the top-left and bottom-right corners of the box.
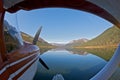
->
(5, 8), (113, 44)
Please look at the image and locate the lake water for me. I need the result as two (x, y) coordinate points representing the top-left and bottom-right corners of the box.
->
(34, 49), (107, 80)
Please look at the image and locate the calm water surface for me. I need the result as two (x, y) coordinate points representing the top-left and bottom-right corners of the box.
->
(34, 49), (107, 80)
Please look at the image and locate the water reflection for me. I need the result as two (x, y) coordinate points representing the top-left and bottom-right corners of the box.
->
(34, 49), (107, 80)
(67, 49), (88, 55)
(40, 48), (52, 54)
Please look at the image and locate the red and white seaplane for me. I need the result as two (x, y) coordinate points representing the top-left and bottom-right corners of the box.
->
(0, 0), (120, 80)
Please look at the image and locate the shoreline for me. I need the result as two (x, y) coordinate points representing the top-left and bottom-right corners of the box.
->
(74, 45), (118, 49)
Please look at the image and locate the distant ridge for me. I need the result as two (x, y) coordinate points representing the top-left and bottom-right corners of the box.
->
(65, 26), (120, 48)
(66, 38), (89, 47)
(71, 26), (120, 48)
(21, 32), (53, 47)
(80, 26), (120, 47)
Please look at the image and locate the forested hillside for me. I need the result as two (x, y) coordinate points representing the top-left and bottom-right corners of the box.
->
(21, 32), (54, 53)
(76, 26), (120, 47)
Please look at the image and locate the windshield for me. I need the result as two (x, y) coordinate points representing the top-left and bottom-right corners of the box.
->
(4, 20), (23, 53)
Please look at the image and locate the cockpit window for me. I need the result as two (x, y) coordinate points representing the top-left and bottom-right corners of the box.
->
(4, 20), (23, 53)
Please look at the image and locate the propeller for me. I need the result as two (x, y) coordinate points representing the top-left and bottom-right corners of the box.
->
(33, 26), (49, 70)
(39, 58), (49, 70)
(33, 26), (42, 45)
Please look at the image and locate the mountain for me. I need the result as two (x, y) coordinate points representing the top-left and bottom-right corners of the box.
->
(66, 38), (89, 48)
(52, 43), (66, 46)
(21, 32), (54, 52)
(74, 26), (120, 48)
(66, 26), (120, 61)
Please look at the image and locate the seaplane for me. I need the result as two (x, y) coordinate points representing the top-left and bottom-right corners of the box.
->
(0, 0), (120, 80)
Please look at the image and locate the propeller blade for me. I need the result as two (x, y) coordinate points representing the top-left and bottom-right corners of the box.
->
(39, 58), (49, 70)
(33, 26), (49, 70)
(33, 26), (42, 45)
